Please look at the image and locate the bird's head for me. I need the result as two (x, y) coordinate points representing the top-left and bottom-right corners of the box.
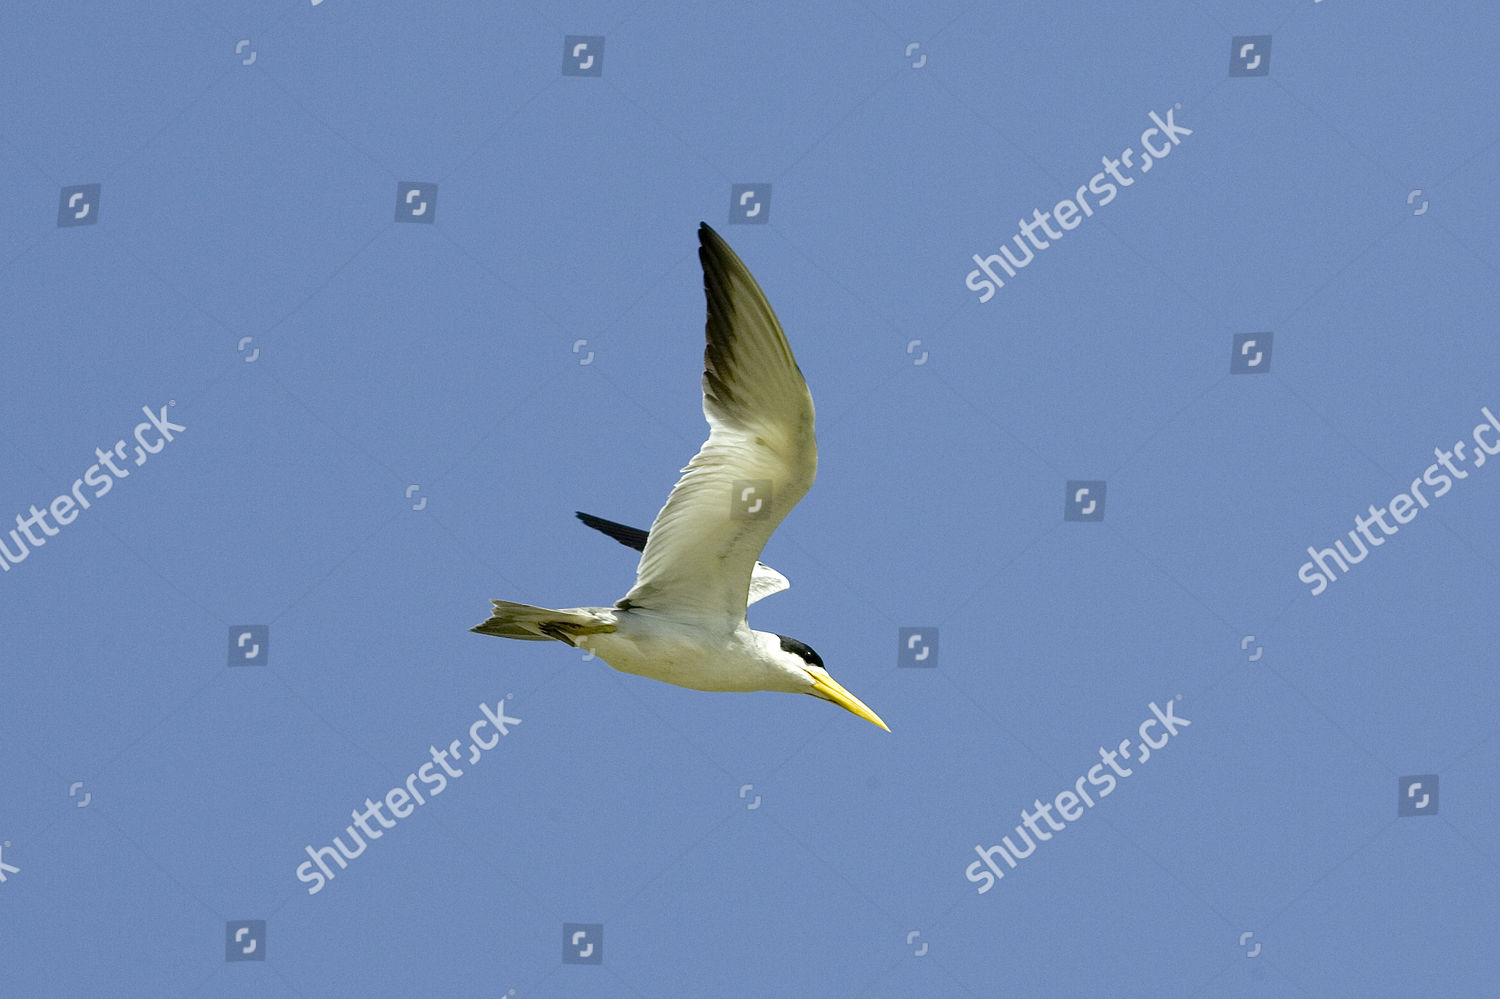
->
(773, 634), (889, 731)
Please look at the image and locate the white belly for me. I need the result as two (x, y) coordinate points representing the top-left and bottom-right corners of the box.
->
(577, 612), (787, 693)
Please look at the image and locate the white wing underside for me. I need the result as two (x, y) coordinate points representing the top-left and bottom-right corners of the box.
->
(747, 562), (790, 606)
(618, 225), (816, 631)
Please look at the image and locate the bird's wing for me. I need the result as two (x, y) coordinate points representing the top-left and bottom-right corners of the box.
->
(576, 511), (790, 606)
(616, 224), (815, 628)
(575, 511), (649, 552)
(746, 562), (791, 606)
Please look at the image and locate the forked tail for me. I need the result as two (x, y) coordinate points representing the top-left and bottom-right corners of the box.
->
(470, 600), (615, 646)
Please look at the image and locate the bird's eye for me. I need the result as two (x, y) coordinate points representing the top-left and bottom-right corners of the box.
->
(777, 634), (824, 670)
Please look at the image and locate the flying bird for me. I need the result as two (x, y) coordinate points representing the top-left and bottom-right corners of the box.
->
(472, 223), (887, 730)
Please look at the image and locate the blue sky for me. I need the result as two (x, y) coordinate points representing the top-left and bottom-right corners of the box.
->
(3, 1), (1498, 995)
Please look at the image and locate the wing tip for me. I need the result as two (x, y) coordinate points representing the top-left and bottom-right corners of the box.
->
(577, 510), (651, 553)
(698, 221), (728, 257)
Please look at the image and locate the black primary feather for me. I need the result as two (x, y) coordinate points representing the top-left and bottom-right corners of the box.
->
(576, 511), (650, 553)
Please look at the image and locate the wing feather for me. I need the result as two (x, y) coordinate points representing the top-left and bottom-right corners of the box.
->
(577, 510), (791, 606)
(617, 224), (815, 628)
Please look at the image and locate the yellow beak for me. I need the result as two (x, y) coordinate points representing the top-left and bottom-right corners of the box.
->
(808, 670), (890, 731)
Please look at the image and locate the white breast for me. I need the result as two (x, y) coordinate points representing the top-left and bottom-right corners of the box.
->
(580, 612), (796, 694)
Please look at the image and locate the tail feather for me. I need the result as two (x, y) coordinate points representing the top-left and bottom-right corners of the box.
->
(470, 600), (615, 647)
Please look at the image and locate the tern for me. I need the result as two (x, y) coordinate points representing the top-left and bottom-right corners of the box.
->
(472, 223), (887, 731)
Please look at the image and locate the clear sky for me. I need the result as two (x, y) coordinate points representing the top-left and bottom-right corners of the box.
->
(3, 1), (1498, 996)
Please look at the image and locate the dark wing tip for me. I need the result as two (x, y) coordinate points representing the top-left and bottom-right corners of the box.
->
(695, 220), (802, 425)
(697, 221), (753, 292)
(575, 511), (650, 553)
(698, 221), (730, 257)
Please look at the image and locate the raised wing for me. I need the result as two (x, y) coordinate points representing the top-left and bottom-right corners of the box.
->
(576, 510), (790, 606)
(615, 224), (815, 628)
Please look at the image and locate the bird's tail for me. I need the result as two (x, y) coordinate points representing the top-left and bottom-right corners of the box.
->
(470, 600), (615, 647)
